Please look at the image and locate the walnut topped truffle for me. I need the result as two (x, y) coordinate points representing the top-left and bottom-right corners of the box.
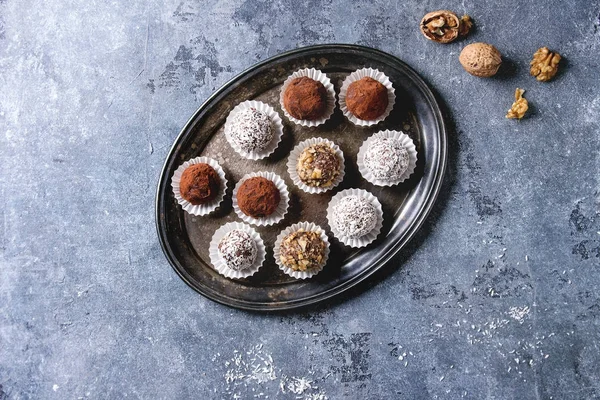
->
(283, 77), (327, 120)
(345, 77), (389, 120)
(296, 143), (341, 188)
(279, 229), (326, 272)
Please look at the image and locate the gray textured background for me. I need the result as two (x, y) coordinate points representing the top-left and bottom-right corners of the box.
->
(1, 0), (600, 399)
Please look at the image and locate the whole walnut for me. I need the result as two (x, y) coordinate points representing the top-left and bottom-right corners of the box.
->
(459, 43), (502, 77)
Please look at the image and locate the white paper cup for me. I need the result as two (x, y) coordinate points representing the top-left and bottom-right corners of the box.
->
(232, 171), (290, 227)
(326, 188), (384, 248)
(273, 221), (330, 279)
(223, 100), (284, 160)
(338, 67), (396, 126)
(357, 130), (418, 186)
(279, 68), (336, 127)
(171, 157), (228, 216)
(209, 222), (266, 279)
(287, 137), (345, 194)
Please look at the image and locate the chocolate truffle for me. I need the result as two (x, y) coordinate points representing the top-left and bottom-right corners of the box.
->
(364, 137), (409, 181)
(179, 163), (220, 205)
(331, 196), (378, 239)
(218, 229), (257, 271)
(296, 143), (341, 187)
(279, 229), (326, 271)
(346, 77), (389, 120)
(228, 108), (273, 153)
(237, 177), (280, 218)
(283, 77), (327, 120)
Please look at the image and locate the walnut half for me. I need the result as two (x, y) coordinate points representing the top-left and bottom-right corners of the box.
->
(420, 10), (472, 44)
(506, 88), (529, 119)
(530, 47), (561, 82)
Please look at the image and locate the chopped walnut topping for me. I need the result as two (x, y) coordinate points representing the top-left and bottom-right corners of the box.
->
(279, 229), (326, 271)
(296, 143), (340, 187)
(506, 88), (529, 120)
(530, 47), (561, 82)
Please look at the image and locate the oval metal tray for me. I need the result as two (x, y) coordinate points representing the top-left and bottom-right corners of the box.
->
(155, 44), (447, 311)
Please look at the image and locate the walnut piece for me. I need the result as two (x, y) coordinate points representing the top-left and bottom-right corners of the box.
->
(530, 47), (561, 82)
(459, 42), (502, 77)
(459, 15), (473, 36)
(420, 10), (472, 44)
(506, 88), (529, 119)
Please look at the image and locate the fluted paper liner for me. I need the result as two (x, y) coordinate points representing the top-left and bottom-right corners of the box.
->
(279, 68), (336, 127)
(338, 67), (396, 126)
(171, 156), (228, 216)
(326, 188), (384, 248)
(287, 137), (345, 194)
(273, 221), (330, 279)
(232, 171), (290, 227)
(357, 130), (418, 186)
(224, 100), (284, 160)
(209, 222), (266, 279)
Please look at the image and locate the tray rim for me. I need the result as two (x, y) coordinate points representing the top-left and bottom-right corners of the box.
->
(155, 43), (447, 311)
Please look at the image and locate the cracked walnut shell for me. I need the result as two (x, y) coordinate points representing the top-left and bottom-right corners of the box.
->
(420, 10), (472, 43)
(459, 43), (502, 77)
(530, 47), (561, 82)
(506, 88), (528, 119)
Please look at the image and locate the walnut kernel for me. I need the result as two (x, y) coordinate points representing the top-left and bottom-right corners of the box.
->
(506, 88), (529, 120)
(458, 15), (473, 36)
(530, 47), (561, 82)
(420, 10), (472, 44)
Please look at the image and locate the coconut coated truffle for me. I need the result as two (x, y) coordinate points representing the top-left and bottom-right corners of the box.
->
(283, 77), (327, 120)
(296, 143), (341, 187)
(228, 108), (273, 153)
(179, 163), (220, 205)
(218, 229), (257, 271)
(237, 177), (280, 218)
(346, 77), (388, 120)
(364, 137), (409, 181)
(331, 196), (378, 239)
(279, 229), (326, 271)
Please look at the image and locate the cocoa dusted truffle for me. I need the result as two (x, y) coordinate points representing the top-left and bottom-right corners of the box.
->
(227, 108), (273, 153)
(218, 229), (257, 271)
(346, 77), (389, 120)
(364, 137), (409, 181)
(331, 196), (378, 239)
(237, 177), (280, 218)
(179, 163), (221, 205)
(283, 77), (327, 120)
(296, 143), (341, 188)
(279, 229), (326, 271)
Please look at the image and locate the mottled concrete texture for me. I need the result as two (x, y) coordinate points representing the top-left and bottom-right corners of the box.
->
(1, 0), (599, 399)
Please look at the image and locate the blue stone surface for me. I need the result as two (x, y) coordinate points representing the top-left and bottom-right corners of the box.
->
(1, 0), (599, 399)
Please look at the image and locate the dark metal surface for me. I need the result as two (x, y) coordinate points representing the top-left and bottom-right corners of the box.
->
(155, 44), (447, 310)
